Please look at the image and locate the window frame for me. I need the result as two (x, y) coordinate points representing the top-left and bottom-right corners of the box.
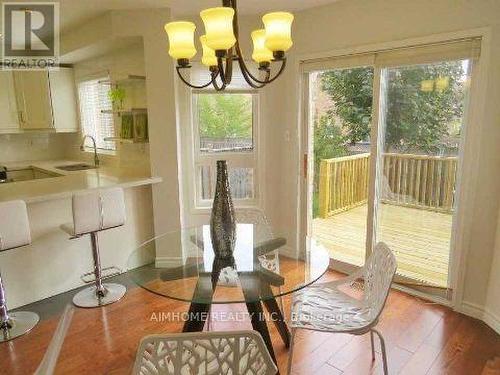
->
(76, 75), (116, 153)
(191, 89), (261, 210)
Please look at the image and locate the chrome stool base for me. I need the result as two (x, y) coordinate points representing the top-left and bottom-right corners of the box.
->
(0, 311), (39, 342)
(72, 283), (126, 308)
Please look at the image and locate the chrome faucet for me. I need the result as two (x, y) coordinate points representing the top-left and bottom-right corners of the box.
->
(80, 135), (100, 168)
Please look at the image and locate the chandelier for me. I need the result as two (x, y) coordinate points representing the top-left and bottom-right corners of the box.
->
(164, 0), (294, 91)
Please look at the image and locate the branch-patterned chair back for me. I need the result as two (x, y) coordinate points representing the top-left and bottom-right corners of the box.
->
(363, 242), (397, 320)
(133, 331), (278, 375)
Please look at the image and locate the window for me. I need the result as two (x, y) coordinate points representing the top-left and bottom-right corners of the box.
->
(192, 91), (259, 207)
(77, 77), (115, 151)
(197, 93), (253, 153)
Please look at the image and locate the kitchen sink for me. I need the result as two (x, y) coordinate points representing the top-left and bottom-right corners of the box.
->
(0, 167), (62, 183)
(55, 163), (97, 171)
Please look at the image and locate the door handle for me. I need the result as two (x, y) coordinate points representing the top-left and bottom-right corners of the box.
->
(303, 153), (308, 179)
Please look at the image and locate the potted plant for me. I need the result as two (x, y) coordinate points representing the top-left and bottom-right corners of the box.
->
(109, 87), (126, 110)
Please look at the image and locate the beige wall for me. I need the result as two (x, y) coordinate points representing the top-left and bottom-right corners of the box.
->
(110, 9), (183, 260)
(264, 0), (500, 328)
(63, 8), (183, 239)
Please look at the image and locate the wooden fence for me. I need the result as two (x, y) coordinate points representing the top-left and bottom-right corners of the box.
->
(200, 137), (253, 153)
(200, 165), (254, 200)
(318, 153), (458, 218)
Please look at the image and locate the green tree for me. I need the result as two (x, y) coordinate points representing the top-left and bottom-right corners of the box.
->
(198, 94), (252, 138)
(314, 115), (348, 175)
(384, 62), (464, 153)
(320, 67), (374, 144)
(312, 115), (347, 218)
(320, 62), (465, 153)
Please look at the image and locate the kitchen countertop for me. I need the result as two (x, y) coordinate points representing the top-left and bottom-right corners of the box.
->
(0, 160), (162, 203)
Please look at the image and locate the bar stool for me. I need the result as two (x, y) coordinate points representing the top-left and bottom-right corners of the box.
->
(0, 200), (39, 342)
(61, 188), (127, 308)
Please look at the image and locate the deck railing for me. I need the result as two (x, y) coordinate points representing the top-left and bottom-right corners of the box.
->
(318, 153), (370, 218)
(318, 153), (458, 218)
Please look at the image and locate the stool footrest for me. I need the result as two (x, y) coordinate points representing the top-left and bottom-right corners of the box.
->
(80, 266), (122, 284)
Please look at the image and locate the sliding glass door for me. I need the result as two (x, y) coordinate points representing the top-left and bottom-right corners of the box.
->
(309, 67), (374, 267)
(304, 39), (479, 296)
(376, 60), (472, 289)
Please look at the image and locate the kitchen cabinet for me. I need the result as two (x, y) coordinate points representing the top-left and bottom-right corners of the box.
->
(0, 71), (20, 133)
(13, 71), (53, 130)
(8, 69), (79, 133)
(49, 68), (79, 132)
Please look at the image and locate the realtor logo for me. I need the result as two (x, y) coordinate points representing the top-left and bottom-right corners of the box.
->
(2, 2), (60, 70)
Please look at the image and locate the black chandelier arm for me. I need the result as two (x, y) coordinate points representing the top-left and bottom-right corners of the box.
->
(212, 75), (227, 91)
(262, 58), (287, 84)
(228, 0), (277, 86)
(176, 67), (216, 89)
(217, 57), (226, 84)
(235, 45), (287, 85)
(224, 52), (234, 83)
(216, 52), (235, 86)
(238, 61), (270, 89)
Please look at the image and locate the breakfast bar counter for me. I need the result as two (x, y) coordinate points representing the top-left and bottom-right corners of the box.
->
(0, 159), (160, 310)
(0, 160), (161, 203)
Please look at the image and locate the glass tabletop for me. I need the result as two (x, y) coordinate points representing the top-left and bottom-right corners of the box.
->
(126, 223), (330, 304)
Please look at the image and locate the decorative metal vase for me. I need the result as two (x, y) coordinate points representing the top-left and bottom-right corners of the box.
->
(210, 160), (236, 258)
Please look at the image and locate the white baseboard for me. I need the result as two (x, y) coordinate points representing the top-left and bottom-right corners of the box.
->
(460, 301), (485, 319)
(483, 308), (500, 334)
(391, 283), (452, 307)
(459, 301), (500, 334)
(155, 256), (184, 267)
(280, 245), (298, 259)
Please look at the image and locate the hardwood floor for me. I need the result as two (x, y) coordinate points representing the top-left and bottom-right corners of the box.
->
(313, 204), (452, 287)
(1, 270), (499, 375)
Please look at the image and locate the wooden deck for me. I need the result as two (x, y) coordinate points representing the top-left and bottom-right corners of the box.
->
(313, 203), (452, 287)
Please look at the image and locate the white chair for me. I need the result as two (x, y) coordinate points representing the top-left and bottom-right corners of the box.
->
(287, 242), (397, 375)
(0, 200), (39, 342)
(133, 330), (278, 375)
(61, 188), (127, 308)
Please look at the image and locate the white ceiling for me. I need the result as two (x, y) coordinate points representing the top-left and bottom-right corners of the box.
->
(2, 0), (340, 33)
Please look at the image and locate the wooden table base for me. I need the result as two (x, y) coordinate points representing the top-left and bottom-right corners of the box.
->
(182, 272), (291, 365)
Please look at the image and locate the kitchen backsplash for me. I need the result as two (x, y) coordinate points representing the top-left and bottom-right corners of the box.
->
(0, 133), (79, 163)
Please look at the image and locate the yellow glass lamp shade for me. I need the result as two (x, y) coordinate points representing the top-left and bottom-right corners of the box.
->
(420, 79), (434, 92)
(200, 35), (218, 67)
(164, 21), (197, 61)
(200, 7), (236, 52)
(435, 76), (450, 92)
(262, 12), (294, 53)
(251, 29), (273, 64)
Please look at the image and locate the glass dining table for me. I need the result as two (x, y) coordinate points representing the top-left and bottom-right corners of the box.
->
(126, 223), (330, 362)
